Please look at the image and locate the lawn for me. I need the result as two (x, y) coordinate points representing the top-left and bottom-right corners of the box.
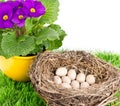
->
(0, 52), (120, 106)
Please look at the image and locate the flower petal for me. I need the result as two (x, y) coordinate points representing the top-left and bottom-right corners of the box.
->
(6, 1), (20, 8)
(0, 21), (4, 28)
(17, 20), (25, 27)
(34, 1), (46, 17)
(12, 8), (27, 22)
(23, 1), (45, 17)
(12, 7), (27, 27)
(0, 2), (14, 29)
(0, 2), (13, 20)
(3, 21), (14, 28)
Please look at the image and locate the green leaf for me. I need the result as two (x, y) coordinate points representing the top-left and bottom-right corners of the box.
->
(44, 24), (67, 50)
(1, 33), (35, 58)
(43, 40), (62, 50)
(25, 18), (34, 33)
(39, 0), (59, 24)
(36, 27), (59, 45)
(17, 35), (26, 42)
(36, 24), (66, 51)
(30, 44), (44, 55)
(0, 35), (3, 55)
(48, 24), (67, 40)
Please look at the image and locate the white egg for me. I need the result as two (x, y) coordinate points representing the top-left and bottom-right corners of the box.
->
(61, 83), (72, 89)
(81, 82), (89, 88)
(68, 69), (76, 80)
(54, 76), (62, 84)
(86, 74), (95, 84)
(71, 80), (80, 89)
(62, 76), (71, 84)
(76, 73), (86, 83)
(56, 67), (67, 76)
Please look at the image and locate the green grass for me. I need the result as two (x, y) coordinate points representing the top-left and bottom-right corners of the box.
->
(0, 52), (120, 106)
(0, 72), (46, 106)
(96, 52), (120, 106)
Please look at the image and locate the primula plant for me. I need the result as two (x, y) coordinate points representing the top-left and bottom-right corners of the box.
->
(0, 0), (66, 58)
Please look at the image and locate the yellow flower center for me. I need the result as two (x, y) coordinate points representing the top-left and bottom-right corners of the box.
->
(3, 15), (8, 21)
(18, 6), (22, 9)
(30, 8), (36, 13)
(18, 15), (24, 20)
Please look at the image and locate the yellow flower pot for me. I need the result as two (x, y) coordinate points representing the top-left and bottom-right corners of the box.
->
(0, 56), (36, 81)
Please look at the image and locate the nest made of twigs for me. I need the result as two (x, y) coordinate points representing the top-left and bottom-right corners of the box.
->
(29, 51), (120, 106)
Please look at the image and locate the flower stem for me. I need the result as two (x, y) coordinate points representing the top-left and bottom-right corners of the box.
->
(14, 25), (26, 37)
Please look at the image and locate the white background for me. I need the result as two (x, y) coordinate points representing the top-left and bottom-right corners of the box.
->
(56, 0), (120, 53)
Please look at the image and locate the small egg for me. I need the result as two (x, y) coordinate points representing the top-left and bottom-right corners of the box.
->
(71, 80), (80, 89)
(76, 73), (86, 83)
(54, 76), (62, 84)
(86, 74), (95, 84)
(62, 76), (71, 84)
(81, 82), (89, 88)
(68, 69), (76, 80)
(61, 83), (72, 89)
(56, 67), (67, 76)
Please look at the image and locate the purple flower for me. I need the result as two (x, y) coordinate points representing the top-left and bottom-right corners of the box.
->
(6, 0), (24, 10)
(5, 1), (20, 7)
(12, 7), (28, 27)
(6, 0), (24, 1)
(0, 2), (14, 29)
(23, 1), (46, 18)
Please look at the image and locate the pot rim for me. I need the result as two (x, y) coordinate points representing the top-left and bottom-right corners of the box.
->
(13, 56), (36, 59)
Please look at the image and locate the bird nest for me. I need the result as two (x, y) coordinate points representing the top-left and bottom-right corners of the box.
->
(29, 51), (120, 106)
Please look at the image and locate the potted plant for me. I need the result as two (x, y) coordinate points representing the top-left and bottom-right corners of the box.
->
(0, 0), (66, 81)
